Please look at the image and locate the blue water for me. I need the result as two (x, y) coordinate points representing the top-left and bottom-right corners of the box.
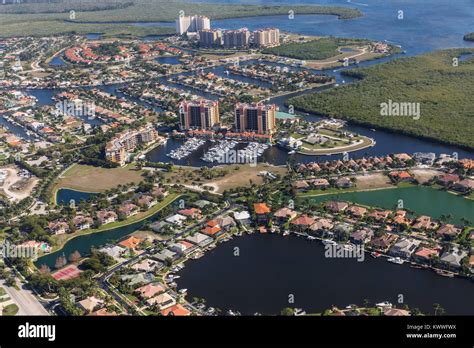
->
(56, 188), (97, 205)
(155, 56), (182, 65)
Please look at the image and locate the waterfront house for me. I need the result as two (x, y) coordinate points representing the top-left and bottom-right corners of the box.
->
(96, 210), (118, 225)
(412, 216), (439, 231)
(151, 249), (177, 263)
(146, 292), (176, 310)
(72, 215), (93, 231)
(119, 236), (143, 250)
(77, 296), (104, 314)
(367, 210), (391, 222)
(135, 283), (165, 299)
(202, 220), (223, 238)
(273, 207), (298, 224)
(150, 221), (173, 234)
(120, 272), (153, 287)
(170, 241), (196, 255)
(132, 258), (162, 272)
(437, 174), (460, 187)
(309, 218), (334, 236)
(216, 216), (236, 231)
(349, 228), (374, 245)
(193, 199), (214, 209)
(290, 214), (315, 231)
(234, 210), (251, 225)
(137, 194), (157, 210)
(185, 232), (213, 248)
(383, 308), (410, 316)
(324, 201), (349, 213)
(335, 177), (353, 189)
(413, 152), (436, 165)
(389, 238), (421, 258)
(346, 205), (368, 218)
(293, 180), (310, 192)
(392, 210), (412, 230)
(118, 203), (139, 217)
(440, 247), (467, 270)
(99, 245), (126, 261)
(388, 171), (413, 183)
(161, 304), (191, 316)
(47, 220), (70, 235)
(165, 214), (187, 226)
(369, 234), (398, 251)
(333, 222), (354, 241)
(436, 224), (462, 240)
(412, 247), (439, 264)
(177, 208), (202, 220)
(452, 179), (474, 193)
(151, 186), (168, 198)
(254, 203), (271, 224)
(310, 178), (330, 190)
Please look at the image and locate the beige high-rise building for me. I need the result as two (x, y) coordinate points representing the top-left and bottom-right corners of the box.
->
(253, 28), (280, 47)
(176, 15), (210, 35)
(223, 28), (250, 48)
(199, 29), (223, 47)
(234, 103), (277, 134)
(179, 100), (220, 130)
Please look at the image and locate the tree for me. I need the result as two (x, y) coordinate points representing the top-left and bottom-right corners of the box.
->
(68, 250), (81, 263)
(433, 303), (445, 316)
(54, 255), (67, 269)
(39, 264), (51, 274)
(280, 307), (295, 316)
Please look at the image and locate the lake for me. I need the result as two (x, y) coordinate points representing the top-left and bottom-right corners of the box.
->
(55, 188), (97, 205)
(303, 186), (474, 225)
(176, 233), (474, 315)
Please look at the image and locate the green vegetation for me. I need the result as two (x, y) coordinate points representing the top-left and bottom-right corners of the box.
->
(0, 287), (6, 296)
(0, 0), (362, 38)
(263, 37), (369, 60)
(2, 303), (19, 316)
(288, 49), (474, 150)
(463, 33), (474, 41)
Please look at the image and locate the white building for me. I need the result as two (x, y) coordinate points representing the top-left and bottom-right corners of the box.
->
(176, 15), (210, 35)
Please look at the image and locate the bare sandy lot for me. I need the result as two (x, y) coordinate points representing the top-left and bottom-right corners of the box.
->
(410, 168), (443, 184)
(354, 172), (393, 190)
(0, 165), (39, 203)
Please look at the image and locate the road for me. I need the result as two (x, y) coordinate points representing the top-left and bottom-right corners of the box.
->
(0, 278), (49, 316)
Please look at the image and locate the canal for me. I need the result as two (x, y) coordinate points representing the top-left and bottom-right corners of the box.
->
(176, 233), (474, 315)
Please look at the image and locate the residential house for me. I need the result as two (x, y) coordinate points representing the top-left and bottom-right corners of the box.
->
(96, 210), (118, 225)
(437, 174), (460, 187)
(177, 208), (202, 220)
(137, 195), (157, 210)
(309, 218), (334, 235)
(333, 222), (354, 241)
(185, 232), (213, 248)
(120, 272), (153, 287)
(202, 220), (223, 238)
(99, 245), (126, 261)
(335, 177), (353, 189)
(388, 171), (413, 182)
(77, 296), (104, 314)
(132, 258), (162, 272)
(161, 304), (191, 316)
(146, 292), (176, 310)
(349, 228), (374, 245)
(412, 247), (439, 264)
(310, 178), (330, 190)
(436, 224), (462, 239)
(452, 179), (474, 193)
(290, 214), (315, 231)
(234, 210), (251, 225)
(151, 186), (168, 199)
(369, 234), (398, 251)
(193, 199), (214, 209)
(72, 215), (93, 231)
(135, 283), (165, 299)
(440, 247), (467, 269)
(118, 203), (139, 217)
(346, 205), (367, 218)
(412, 216), (439, 231)
(367, 210), (391, 222)
(150, 221), (173, 234)
(47, 220), (70, 235)
(152, 249), (177, 262)
(273, 207), (298, 225)
(119, 236), (143, 250)
(324, 201), (349, 213)
(254, 203), (271, 224)
(293, 180), (310, 192)
(383, 308), (410, 316)
(389, 238), (421, 258)
(165, 214), (187, 226)
(170, 241), (196, 255)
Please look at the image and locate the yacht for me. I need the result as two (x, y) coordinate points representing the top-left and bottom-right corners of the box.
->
(375, 301), (393, 308)
(387, 257), (404, 265)
(322, 239), (337, 246)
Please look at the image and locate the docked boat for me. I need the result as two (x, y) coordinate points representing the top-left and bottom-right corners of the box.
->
(306, 236), (316, 241)
(322, 239), (337, 246)
(375, 301), (393, 308)
(371, 251), (381, 258)
(436, 269), (455, 278)
(387, 257), (405, 265)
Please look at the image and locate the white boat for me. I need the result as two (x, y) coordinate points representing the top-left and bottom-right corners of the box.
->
(375, 301), (393, 308)
(288, 150), (296, 155)
(307, 236), (316, 241)
(178, 288), (187, 294)
(322, 239), (337, 246)
(387, 257), (404, 265)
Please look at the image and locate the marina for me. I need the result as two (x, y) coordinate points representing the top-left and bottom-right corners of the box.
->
(166, 138), (205, 160)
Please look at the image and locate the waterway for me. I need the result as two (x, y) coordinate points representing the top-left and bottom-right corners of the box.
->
(176, 233), (474, 315)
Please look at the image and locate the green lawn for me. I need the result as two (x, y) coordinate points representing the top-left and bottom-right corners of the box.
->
(2, 303), (19, 316)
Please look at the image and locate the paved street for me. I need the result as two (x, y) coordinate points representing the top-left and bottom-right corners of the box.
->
(0, 278), (49, 316)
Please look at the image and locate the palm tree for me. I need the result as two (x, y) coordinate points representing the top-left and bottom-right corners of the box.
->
(433, 303), (445, 316)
